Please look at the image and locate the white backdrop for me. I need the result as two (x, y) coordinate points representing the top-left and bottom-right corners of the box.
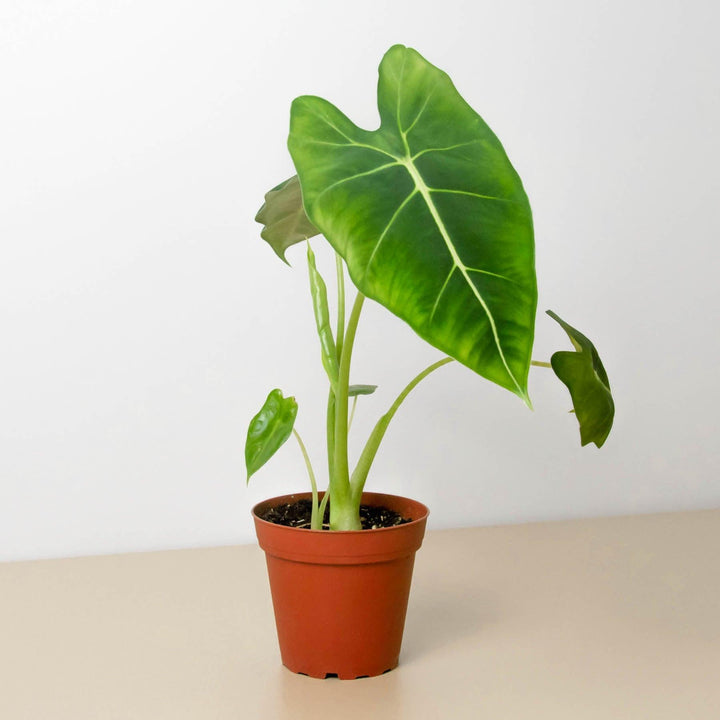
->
(2, 0), (719, 561)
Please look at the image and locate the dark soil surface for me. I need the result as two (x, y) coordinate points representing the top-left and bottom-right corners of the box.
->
(259, 498), (410, 530)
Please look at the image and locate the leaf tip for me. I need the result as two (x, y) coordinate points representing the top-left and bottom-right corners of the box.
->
(254, 203), (267, 225)
(276, 249), (292, 266)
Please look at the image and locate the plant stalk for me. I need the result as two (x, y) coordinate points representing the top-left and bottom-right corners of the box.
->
(326, 389), (335, 486)
(292, 428), (321, 530)
(531, 360), (552, 368)
(330, 292), (365, 530)
(350, 356), (454, 503)
(325, 254), (346, 493)
(335, 252), (345, 361)
(348, 396), (359, 431)
(318, 490), (330, 528)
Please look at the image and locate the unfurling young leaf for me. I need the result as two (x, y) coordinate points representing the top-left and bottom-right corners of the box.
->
(255, 176), (319, 263)
(245, 389), (298, 482)
(546, 311), (615, 448)
(306, 244), (339, 387)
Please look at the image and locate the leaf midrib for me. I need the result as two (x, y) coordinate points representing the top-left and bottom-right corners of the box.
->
(398, 155), (524, 397)
(392, 63), (524, 397)
(304, 92), (527, 398)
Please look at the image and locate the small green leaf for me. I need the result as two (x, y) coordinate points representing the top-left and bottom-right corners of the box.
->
(245, 389), (298, 482)
(255, 176), (319, 263)
(307, 244), (339, 387)
(546, 311), (614, 448)
(348, 384), (378, 396)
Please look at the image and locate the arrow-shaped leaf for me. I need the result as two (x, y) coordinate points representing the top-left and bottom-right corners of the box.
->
(255, 176), (319, 263)
(288, 45), (536, 403)
(245, 389), (298, 482)
(546, 311), (615, 448)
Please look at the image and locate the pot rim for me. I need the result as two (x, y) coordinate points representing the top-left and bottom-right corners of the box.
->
(251, 490), (429, 535)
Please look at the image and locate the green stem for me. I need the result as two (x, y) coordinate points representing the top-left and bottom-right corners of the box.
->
(324, 254), (345, 513)
(335, 253), (345, 362)
(326, 389), (335, 486)
(318, 490), (330, 528)
(324, 252), (345, 490)
(350, 356), (454, 502)
(330, 292), (365, 530)
(531, 360), (552, 368)
(348, 396), (358, 431)
(292, 428), (320, 530)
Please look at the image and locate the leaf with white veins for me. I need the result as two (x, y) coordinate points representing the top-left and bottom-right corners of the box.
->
(288, 45), (536, 402)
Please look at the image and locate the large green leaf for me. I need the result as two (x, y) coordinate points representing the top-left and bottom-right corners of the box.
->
(288, 45), (536, 402)
(245, 389), (298, 482)
(255, 176), (319, 263)
(546, 311), (615, 448)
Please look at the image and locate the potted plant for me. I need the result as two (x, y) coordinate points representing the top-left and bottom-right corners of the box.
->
(246, 44), (615, 679)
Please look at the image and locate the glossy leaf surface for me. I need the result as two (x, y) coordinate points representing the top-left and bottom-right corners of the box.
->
(288, 45), (536, 401)
(348, 384), (378, 397)
(245, 389), (298, 482)
(306, 244), (339, 387)
(255, 176), (319, 263)
(547, 311), (614, 448)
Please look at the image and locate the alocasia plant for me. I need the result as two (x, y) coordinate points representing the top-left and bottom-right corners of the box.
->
(247, 45), (615, 531)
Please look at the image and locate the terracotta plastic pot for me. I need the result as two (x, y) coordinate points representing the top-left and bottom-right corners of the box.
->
(252, 491), (429, 679)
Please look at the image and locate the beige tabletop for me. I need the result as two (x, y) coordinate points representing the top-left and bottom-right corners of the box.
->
(1, 509), (719, 719)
